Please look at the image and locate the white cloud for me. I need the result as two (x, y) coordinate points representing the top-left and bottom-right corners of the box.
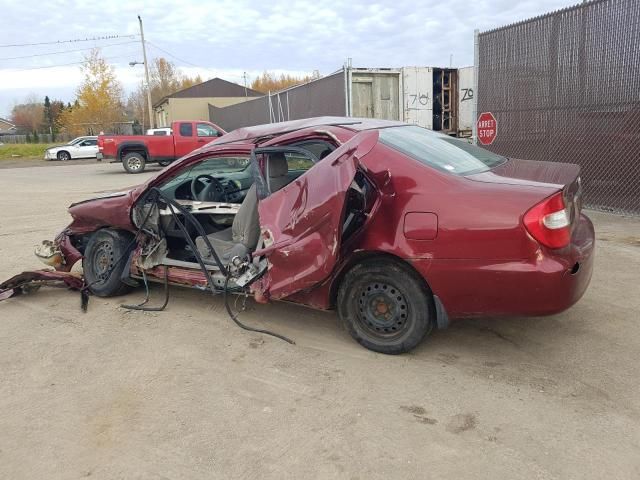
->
(0, 0), (578, 115)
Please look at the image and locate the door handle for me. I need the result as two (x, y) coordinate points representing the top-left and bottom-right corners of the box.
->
(197, 139), (206, 143)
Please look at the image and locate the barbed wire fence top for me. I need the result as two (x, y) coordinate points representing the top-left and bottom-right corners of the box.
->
(477, 0), (640, 216)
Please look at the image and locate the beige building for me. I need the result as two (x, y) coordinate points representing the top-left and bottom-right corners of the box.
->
(154, 78), (263, 127)
(0, 117), (17, 135)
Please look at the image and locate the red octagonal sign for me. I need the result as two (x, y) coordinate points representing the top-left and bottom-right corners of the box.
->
(477, 112), (497, 146)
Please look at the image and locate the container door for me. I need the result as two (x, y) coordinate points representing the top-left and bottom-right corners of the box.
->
(402, 67), (434, 129)
(352, 79), (374, 117)
(457, 66), (475, 137)
(373, 74), (399, 120)
(352, 73), (400, 121)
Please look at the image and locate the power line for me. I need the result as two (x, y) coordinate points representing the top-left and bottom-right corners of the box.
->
(0, 41), (138, 61)
(3, 53), (138, 72)
(145, 41), (201, 68)
(145, 41), (245, 83)
(0, 34), (137, 48)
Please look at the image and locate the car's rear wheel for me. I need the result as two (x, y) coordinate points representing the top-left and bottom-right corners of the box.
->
(337, 258), (434, 354)
(83, 229), (134, 297)
(122, 152), (146, 173)
(57, 151), (71, 161)
(158, 159), (171, 167)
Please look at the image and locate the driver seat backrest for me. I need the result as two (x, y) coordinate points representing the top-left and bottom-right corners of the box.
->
(230, 183), (260, 250)
(268, 152), (290, 192)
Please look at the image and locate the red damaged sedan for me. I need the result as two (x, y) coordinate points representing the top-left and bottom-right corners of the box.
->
(1, 117), (595, 354)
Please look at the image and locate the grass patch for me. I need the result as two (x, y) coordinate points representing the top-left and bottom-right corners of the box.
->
(0, 143), (57, 160)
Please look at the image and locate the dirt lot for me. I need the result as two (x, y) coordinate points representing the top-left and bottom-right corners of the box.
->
(0, 162), (639, 479)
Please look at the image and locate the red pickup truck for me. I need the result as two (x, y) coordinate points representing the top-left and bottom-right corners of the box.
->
(97, 120), (226, 173)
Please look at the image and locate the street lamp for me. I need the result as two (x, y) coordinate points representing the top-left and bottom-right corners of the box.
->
(129, 61), (144, 67)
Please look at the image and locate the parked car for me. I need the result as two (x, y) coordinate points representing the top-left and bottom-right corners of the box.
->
(6, 117), (594, 354)
(146, 128), (172, 136)
(44, 136), (99, 161)
(98, 120), (226, 173)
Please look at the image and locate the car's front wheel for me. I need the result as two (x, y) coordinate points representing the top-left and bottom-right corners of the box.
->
(57, 151), (71, 161)
(122, 152), (146, 173)
(337, 258), (434, 354)
(83, 229), (134, 297)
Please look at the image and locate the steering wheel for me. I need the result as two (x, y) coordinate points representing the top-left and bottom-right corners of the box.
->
(190, 174), (227, 202)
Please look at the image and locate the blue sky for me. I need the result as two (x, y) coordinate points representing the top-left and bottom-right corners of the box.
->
(0, 0), (577, 117)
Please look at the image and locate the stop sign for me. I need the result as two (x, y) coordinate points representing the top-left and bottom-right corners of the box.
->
(477, 112), (497, 146)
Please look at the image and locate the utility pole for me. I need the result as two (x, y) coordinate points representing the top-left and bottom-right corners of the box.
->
(243, 71), (248, 98)
(138, 15), (155, 128)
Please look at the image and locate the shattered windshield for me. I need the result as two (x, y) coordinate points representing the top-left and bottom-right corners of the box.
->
(190, 156), (249, 174)
(159, 156), (251, 192)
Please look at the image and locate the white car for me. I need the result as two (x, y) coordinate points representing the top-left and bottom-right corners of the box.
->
(44, 136), (99, 161)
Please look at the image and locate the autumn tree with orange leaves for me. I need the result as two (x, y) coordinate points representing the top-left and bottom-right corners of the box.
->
(10, 94), (45, 134)
(127, 57), (203, 129)
(250, 71), (316, 93)
(150, 58), (202, 103)
(58, 49), (126, 135)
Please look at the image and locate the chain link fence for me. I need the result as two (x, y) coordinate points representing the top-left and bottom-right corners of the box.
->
(477, 0), (640, 215)
(210, 71), (346, 132)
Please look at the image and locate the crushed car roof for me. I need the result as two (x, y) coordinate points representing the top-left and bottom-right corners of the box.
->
(212, 116), (405, 145)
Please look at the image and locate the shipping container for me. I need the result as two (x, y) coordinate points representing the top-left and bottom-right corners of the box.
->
(211, 65), (476, 138)
(400, 66), (474, 136)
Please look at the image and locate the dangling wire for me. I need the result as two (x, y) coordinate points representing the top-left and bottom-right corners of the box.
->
(223, 276), (295, 344)
(149, 188), (295, 345)
(79, 187), (294, 344)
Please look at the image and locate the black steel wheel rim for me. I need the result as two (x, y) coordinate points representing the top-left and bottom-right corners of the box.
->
(355, 281), (410, 339)
(90, 240), (114, 284)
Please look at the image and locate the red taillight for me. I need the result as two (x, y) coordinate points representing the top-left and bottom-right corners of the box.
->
(523, 192), (571, 249)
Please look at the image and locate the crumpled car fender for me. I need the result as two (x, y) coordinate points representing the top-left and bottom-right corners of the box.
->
(0, 270), (86, 308)
(55, 230), (84, 272)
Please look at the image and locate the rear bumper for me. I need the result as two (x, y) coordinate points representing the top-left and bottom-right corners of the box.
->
(96, 152), (119, 163)
(411, 213), (595, 318)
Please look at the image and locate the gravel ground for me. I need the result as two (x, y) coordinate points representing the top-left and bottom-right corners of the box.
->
(0, 162), (639, 479)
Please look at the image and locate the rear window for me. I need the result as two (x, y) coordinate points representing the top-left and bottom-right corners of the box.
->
(196, 123), (220, 137)
(379, 125), (506, 175)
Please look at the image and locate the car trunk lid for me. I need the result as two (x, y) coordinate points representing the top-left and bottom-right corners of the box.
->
(468, 158), (582, 217)
(469, 158), (583, 246)
(467, 158), (579, 189)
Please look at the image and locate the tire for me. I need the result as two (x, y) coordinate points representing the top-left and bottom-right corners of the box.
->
(82, 229), (134, 297)
(122, 152), (146, 173)
(157, 159), (171, 167)
(57, 150), (71, 161)
(337, 258), (434, 354)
